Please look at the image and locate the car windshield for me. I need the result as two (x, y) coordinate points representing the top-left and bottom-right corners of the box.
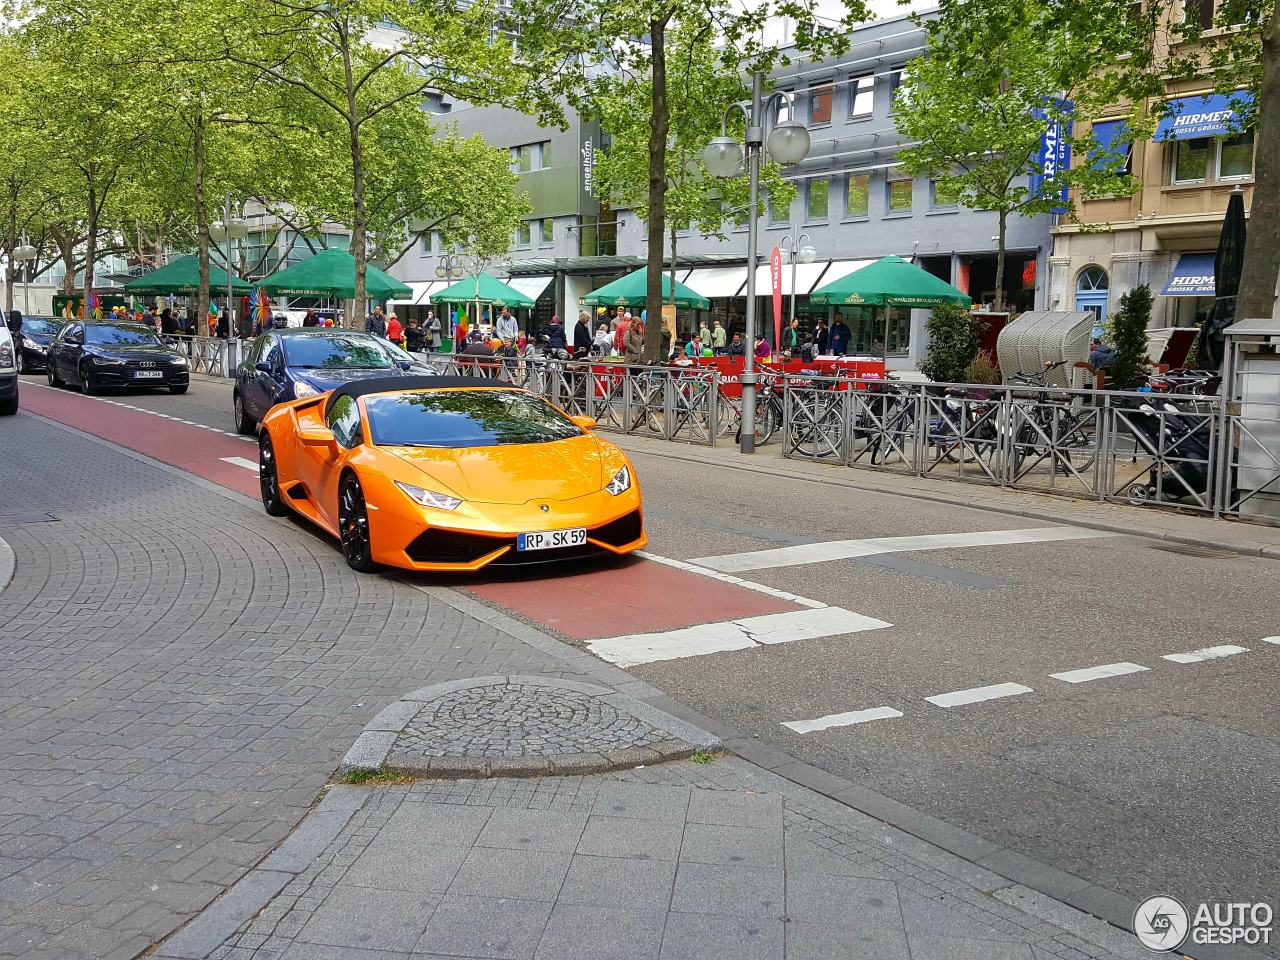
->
(284, 335), (394, 369)
(24, 318), (59, 336)
(85, 324), (162, 346)
(366, 390), (583, 448)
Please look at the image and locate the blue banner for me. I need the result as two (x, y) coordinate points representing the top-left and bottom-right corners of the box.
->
(1030, 99), (1072, 214)
(1155, 90), (1253, 141)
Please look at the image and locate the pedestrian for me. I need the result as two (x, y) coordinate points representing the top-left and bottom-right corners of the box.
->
(685, 333), (703, 358)
(425, 310), (441, 352)
(699, 321), (712, 345)
(176, 310), (190, 335)
(799, 334), (817, 364)
(546, 315), (567, 351)
(593, 323), (613, 355)
(1089, 338), (1116, 369)
(829, 313), (852, 355)
(303, 308), (319, 327)
(816, 319), (830, 354)
(365, 304), (387, 337)
(781, 318), (802, 358)
(613, 312), (631, 355)
(404, 318), (426, 354)
(496, 306), (518, 343)
(386, 312), (405, 347)
(573, 311), (592, 357)
(145, 307), (159, 330)
(712, 319), (727, 356)
(753, 335), (771, 360)
(726, 332), (745, 357)
(160, 308), (178, 336)
(624, 318), (645, 365)
(611, 305), (625, 333)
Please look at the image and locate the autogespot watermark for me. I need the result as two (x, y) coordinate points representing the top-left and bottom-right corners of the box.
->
(1133, 895), (1273, 952)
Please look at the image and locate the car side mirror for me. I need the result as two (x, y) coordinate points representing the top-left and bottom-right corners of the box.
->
(255, 361), (273, 374)
(396, 359), (412, 371)
(571, 414), (597, 431)
(299, 427), (338, 451)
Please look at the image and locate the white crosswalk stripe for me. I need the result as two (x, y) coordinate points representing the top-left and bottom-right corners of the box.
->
(1163, 644), (1249, 664)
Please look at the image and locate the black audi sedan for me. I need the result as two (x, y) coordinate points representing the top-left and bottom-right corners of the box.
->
(46, 321), (190, 395)
(14, 316), (63, 374)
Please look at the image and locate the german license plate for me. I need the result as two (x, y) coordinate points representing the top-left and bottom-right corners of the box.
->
(132, 370), (163, 379)
(517, 528), (587, 551)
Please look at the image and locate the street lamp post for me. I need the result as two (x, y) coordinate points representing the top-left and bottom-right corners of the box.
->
(780, 233), (817, 334)
(210, 194), (249, 338)
(12, 239), (37, 316)
(703, 76), (810, 454)
(435, 253), (467, 339)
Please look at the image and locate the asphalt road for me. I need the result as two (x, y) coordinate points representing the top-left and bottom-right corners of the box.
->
(17, 372), (1280, 950)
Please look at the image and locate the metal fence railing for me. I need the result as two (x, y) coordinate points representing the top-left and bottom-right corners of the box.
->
(164, 335), (242, 378)
(776, 374), (1279, 519)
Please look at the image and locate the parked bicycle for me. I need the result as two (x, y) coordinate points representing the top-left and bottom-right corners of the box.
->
(1006, 360), (1097, 478)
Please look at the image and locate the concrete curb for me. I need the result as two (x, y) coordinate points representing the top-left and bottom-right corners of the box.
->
(0, 534), (14, 594)
(615, 435), (1280, 560)
(339, 674), (720, 779)
(153, 787), (369, 960)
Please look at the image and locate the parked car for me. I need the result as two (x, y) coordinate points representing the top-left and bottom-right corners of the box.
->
(233, 329), (425, 435)
(0, 325), (18, 415)
(46, 321), (190, 395)
(14, 316), (63, 374)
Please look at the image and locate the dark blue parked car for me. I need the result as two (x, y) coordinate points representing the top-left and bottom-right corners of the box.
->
(14, 316), (64, 374)
(233, 329), (428, 434)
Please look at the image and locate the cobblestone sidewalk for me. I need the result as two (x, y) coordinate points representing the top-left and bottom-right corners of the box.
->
(163, 757), (1153, 960)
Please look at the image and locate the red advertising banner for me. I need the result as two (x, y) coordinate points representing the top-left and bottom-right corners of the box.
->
(770, 246), (783, 356)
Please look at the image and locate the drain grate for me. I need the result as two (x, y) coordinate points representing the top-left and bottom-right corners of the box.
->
(0, 512), (60, 524)
(1151, 541), (1237, 559)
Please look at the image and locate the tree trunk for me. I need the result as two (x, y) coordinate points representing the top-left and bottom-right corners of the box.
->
(1236, 2), (1280, 321)
(993, 208), (1008, 312)
(668, 226), (677, 306)
(4, 198), (15, 313)
(643, 14), (669, 361)
(193, 112), (210, 343)
(59, 235), (76, 297)
(82, 181), (98, 320)
(351, 121), (367, 332)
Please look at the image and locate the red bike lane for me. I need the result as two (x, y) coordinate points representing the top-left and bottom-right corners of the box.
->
(20, 383), (806, 643)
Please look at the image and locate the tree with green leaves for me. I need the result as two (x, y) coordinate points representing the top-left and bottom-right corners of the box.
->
(586, 0), (866, 357)
(919, 302), (980, 384)
(893, 0), (1144, 311)
(1109, 283), (1153, 388)
(589, 17), (794, 354)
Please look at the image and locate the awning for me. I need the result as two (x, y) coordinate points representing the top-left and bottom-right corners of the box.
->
(752, 260), (831, 296)
(388, 281), (435, 305)
(1155, 90), (1253, 141)
(502, 275), (553, 301)
(815, 259), (876, 287)
(683, 267), (747, 299)
(1161, 253), (1216, 297)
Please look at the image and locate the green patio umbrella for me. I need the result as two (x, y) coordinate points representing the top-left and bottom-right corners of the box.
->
(429, 272), (535, 308)
(583, 268), (711, 310)
(122, 255), (253, 296)
(259, 248), (412, 300)
(809, 255), (972, 308)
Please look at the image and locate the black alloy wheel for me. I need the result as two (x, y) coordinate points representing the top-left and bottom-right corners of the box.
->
(15, 349), (24, 375)
(78, 362), (97, 395)
(233, 391), (255, 435)
(337, 473), (377, 572)
(258, 433), (291, 517)
(47, 358), (64, 388)
(169, 384), (188, 395)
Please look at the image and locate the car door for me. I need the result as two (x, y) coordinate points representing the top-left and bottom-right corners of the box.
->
(56, 323), (84, 380)
(246, 336), (281, 418)
(310, 394), (364, 529)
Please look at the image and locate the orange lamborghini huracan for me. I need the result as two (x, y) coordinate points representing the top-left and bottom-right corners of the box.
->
(257, 375), (647, 572)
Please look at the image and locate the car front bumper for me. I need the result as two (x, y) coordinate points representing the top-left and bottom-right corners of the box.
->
(85, 366), (190, 388)
(0, 372), (17, 401)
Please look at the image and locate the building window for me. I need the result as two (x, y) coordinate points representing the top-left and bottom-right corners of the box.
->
(515, 221), (532, 247)
(930, 177), (960, 209)
(808, 84), (833, 126)
(886, 170), (912, 212)
(1075, 265), (1110, 320)
(768, 191), (791, 224)
(1218, 131), (1254, 178)
(806, 179), (829, 221)
(541, 218), (554, 244)
(1172, 138), (1211, 183)
(849, 75), (874, 119)
(511, 141), (551, 173)
(1183, 0), (1214, 28)
(888, 67), (908, 102)
(845, 174), (870, 218)
(419, 231), (432, 256)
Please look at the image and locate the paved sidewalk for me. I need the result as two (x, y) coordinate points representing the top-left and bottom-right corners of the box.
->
(162, 756), (1154, 960)
(613, 434), (1280, 558)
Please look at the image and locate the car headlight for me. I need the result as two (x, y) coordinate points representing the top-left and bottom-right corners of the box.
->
(90, 355), (123, 365)
(293, 381), (320, 398)
(605, 465), (632, 496)
(0, 344), (13, 370)
(172, 355), (188, 367)
(395, 480), (463, 511)
(22, 338), (42, 351)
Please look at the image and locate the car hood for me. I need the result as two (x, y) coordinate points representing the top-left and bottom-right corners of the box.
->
(387, 433), (605, 504)
(23, 331), (54, 346)
(89, 343), (181, 360)
(294, 367), (406, 390)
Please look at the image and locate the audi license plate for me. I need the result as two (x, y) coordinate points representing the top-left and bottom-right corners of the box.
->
(517, 528), (587, 552)
(132, 370), (163, 379)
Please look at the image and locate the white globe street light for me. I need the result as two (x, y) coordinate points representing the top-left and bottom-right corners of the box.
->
(781, 232), (818, 340)
(700, 82), (811, 454)
(12, 240), (37, 314)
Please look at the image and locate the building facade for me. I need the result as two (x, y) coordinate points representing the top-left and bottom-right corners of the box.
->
(393, 10), (1055, 368)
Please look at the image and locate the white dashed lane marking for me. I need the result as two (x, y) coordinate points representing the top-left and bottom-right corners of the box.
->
(925, 682), (1033, 709)
(1050, 662), (1149, 684)
(220, 457), (259, 472)
(587, 607), (891, 668)
(1163, 644), (1250, 664)
(691, 526), (1121, 573)
(783, 707), (903, 735)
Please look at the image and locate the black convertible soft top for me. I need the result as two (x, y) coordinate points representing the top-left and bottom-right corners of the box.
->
(323, 375), (506, 416)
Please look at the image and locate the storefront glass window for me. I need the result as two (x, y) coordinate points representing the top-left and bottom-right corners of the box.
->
(1172, 138), (1210, 182)
(1218, 131), (1254, 178)
(845, 174), (870, 218)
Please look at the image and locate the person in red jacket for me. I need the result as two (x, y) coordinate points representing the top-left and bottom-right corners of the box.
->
(385, 313), (405, 347)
